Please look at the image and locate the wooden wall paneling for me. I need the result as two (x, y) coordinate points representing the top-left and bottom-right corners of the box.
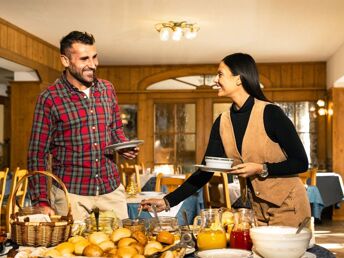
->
(280, 64), (293, 88)
(145, 98), (154, 168)
(268, 65), (281, 87)
(331, 88), (344, 220)
(196, 98), (205, 164)
(10, 82), (42, 170)
(292, 64), (303, 87)
(302, 63), (315, 88)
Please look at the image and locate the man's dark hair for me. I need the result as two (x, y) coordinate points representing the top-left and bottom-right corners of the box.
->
(60, 31), (95, 56)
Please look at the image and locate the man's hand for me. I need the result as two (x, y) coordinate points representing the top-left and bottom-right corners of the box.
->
(118, 147), (139, 160)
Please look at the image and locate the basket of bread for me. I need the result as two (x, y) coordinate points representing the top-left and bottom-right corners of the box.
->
(10, 171), (73, 247)
(12, 224), (192, 257)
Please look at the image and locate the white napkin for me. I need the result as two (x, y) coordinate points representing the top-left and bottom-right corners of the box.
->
(149, 201), (184, 217)
(17, 214), (51, 222)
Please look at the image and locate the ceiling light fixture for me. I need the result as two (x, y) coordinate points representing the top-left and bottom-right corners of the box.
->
(155, 21), (200, 41)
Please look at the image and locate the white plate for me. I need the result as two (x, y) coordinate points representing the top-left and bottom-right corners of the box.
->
(105, 140), (144, 152)
(196, 248), (252, 258)
(194, 164), (236, 173)
(186, 247), (196, 255)
(139, 191), (164, 196)
(252, 251), (315, 258)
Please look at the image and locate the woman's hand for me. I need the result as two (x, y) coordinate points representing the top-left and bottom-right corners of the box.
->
(230, 162), (263, 178)
(140, 198), (166, 212)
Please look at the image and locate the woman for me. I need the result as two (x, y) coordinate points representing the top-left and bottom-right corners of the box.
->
(141, 53), (310, 227)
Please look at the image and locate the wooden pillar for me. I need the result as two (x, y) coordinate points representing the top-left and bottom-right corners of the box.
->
(330, 88), (344, 220)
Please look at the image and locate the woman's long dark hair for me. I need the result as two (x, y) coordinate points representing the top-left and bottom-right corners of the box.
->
(222, 53), (270, 102)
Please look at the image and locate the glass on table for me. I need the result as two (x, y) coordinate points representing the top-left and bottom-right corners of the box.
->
(149, 216), (180, 241)
(122, 218), (147, 233)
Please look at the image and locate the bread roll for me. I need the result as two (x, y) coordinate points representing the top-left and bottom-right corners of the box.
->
(74, 239), (90, 255)
(161, 250), (175, 258)
(144, 241), (163, 256)
(83, 244), (104, 257)
(116, 246), (138, 258)
(44, 249), (61, 258)
(88, 231), (110, 245)
(110, 227), (132, 242)
(131, 230), (147, 246)
(68, 235), (87, 244)
(130, 243), (144, 254)
(156, 231), (175, 245)
(118, 237), (137, 247)
(55, 242), (75, 255)
(99, 240), (116, 252)
(132, 254), (145, 258)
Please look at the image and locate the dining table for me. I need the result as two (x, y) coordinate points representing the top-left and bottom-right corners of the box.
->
(183, 244), (336, 257)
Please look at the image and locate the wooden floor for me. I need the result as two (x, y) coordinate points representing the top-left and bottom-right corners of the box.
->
(315, 219), (344, 258)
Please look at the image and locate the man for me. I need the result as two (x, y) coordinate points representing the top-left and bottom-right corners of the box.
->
(27, 31), (138, 220)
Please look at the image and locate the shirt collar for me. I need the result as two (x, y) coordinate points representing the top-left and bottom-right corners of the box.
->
(60, 71), (100, 92)
(231, 96), (254, 113)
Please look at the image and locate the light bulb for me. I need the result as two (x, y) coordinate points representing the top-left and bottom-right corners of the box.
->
(318, 107), (327, 116)
(172, 27), (183, 41)
(316, 99), (326, 107)
(184, 28), (197, 39)
(159, 27), (171, 41)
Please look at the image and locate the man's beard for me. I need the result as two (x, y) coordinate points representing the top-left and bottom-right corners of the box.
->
(67, 67), (96, 88)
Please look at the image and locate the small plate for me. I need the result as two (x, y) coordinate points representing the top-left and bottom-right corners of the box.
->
(194, 164), (236, 173)
(105, 140), (144, 152)
(195, 248), (252, 258)
(186, 247), (196, 255)
(253, 251), (315, 258)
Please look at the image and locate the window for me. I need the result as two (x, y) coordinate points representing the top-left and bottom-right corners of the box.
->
(119, 104), (137, 140)
(154, 103), (196, 173)
(276, 102), (317, 167)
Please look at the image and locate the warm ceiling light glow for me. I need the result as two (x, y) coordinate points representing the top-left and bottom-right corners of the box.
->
(317, 99), (326, 107)
(318, 107), (327, 116)
(155, 21), (200, 41)
(159, 27), (171, 41)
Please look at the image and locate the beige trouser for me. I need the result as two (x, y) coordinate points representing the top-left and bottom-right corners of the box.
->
(50, 184), (129, 221)
(250, 182), (311, 227)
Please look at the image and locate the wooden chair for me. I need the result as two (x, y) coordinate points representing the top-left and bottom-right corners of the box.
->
(0, 168), (9, 217)
(299, 167), (317, 186)
(155, 173), (186, 193)
(5, 167), (28, 232)
(203, 172), (231, 209)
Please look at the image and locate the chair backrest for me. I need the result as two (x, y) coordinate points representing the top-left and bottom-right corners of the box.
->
(5, 167), (28, 232)
(203, 172), (231, 209)
(0, 168), (9, 209)
(155, 173), (185, 193)
(299, 167), (317, 186)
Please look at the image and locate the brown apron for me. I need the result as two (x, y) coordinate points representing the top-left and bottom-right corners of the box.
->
(220, 99), (310, 227)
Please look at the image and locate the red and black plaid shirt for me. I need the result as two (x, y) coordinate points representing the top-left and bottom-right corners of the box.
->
(28, 73), (127, 205)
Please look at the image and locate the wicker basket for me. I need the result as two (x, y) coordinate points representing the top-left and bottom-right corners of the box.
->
(10, 171), (73, 247)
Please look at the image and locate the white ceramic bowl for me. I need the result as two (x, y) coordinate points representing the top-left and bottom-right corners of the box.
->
(205, 156), (233, 169)
(250, 226), (311, 258)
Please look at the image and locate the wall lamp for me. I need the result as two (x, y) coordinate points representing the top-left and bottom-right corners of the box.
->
(316, 99), (333, 116)
(155, 21), (200, 41)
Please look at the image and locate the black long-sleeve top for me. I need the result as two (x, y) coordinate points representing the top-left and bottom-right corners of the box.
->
(165, 96), (308, 207)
